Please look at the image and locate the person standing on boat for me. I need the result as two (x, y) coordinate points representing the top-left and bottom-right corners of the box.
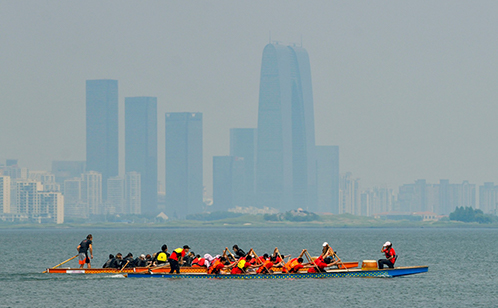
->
(77, 234), (93, 269)
(378, 241), (396, 269)
(168, 245), (190, 273)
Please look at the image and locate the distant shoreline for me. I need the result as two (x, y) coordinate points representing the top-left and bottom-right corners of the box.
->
(1, 214), (497, 229)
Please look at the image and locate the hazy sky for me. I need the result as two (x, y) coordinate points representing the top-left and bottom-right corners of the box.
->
(2, 1), (498, 193)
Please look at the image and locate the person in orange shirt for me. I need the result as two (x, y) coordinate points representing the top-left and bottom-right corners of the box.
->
(256, 256), (276, 274)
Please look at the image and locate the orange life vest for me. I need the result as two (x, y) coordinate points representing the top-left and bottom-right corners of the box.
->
(285, 258), (301, 273)
(256, 260), (274, 274)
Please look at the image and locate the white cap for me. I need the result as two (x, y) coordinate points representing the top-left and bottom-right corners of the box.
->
(383, 241), (392, 247)
(322, 242), (328, 247)
(140, 254), (145, 258)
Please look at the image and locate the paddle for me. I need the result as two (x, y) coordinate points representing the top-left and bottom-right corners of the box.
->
(303, 249), (321, 273)
(274, 247), (287, 273)
(332, 251), (349, 272)
(119, 261), (130, 272)
(43, 255), (78, 273)
(249, 248), (272, 275)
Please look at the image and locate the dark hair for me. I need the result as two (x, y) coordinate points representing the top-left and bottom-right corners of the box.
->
(126, 253), (133, 258)
(233, 245), (239, 250)
(87, 234), (92, 239)
(220, 256), (226, 262)
(297, 258), (303, 263)
(270, 256), (276, 262)
(263, 254), (269, 259)
(116, 253), (122, 257)
(145, 254), (151, 259)
(183, 245), (190, 249)
(195, 254), (201, 258)
(161, 244), (167, 251)
(109, 254), (114, 259)
(246, 255), (252, 261)
(324, 257), (332, 264)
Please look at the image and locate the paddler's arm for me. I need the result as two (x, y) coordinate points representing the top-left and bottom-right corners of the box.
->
(89, 244), (93, 259)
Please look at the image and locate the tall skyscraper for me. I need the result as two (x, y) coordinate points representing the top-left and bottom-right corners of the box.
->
(479, 182), (498, 214)
(125, 96), (157, 215)
(256, 43), (317, 211)
(165, 112), (203, 218)
(230, 128), (257, 207)
(86, 79), (118, 199)
(316, 146), (339, 213)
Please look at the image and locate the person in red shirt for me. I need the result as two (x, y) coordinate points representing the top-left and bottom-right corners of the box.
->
(378, 241), (396, 269)
(307, 256), (338, 273)
(256, 256), (275, 274)
(231, 255), (258, 274)
(168, 245), (190, 274)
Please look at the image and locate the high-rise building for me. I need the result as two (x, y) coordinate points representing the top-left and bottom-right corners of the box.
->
(107, 176), (125, 214)
(16, 180), (43, 215)
(125, 172), (141, 214)
(38, 192), (64, 224)
(64, 177), (84, 218)
(479, 182), (498, 214)
(165, 112), (203, 218)
(256, 43), (317, 211)
(339, 172), (360, 214)
(86, 79), (118, 199)
(125, 97), (157, 215)
(212, 156), (245, 211)
(316, 146), (339, 213)
(230, 128), (257, 207)
(81, 171), (102, 216)
(0, 176), (11, 213)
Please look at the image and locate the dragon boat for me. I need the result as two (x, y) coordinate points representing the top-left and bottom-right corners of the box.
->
(45, 262), (360, 274)
(125, 265), (429, 279)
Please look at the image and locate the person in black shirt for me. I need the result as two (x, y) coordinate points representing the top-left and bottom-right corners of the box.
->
(233, 245), (246, 259)
(133, 254), (147, 267)
(77, 234), (93, 269)
(109, 253), (123, 269)
(122, 253), (134, 268)
(102, 254), (114, 268)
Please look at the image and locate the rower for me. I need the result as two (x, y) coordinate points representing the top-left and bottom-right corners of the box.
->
(256, 255), (275, 274)
(378, 241), (396, 269)
(168, 245), (190, 273)
(102, 254), (114, 268)
(322, 242), (341, 266)
(231, 255), (257, 274)
(153, 245), (169, 266)
(207, 256), (228, 274)
(284, 249), (310, 273)
(307, 256), (336, 273)
(232, 245), (246, 259)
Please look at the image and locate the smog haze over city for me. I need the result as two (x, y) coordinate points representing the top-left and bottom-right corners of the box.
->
(2, 0), (498, 193)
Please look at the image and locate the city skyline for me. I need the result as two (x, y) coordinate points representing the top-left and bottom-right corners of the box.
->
(3, 2), (498, 195)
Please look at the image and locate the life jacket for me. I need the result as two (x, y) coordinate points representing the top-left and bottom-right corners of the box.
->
(171, 248), (184, 261)
(208, 259), (224, 274)
(285, 258), (301, 273)
(256, 260), (274, 274)
(192, 257), (205, 267)
(157, 252), (168, 262)
(237, 259), (247, 271)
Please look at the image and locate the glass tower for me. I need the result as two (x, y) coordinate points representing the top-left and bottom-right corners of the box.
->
(86, 79), (118, 199)
(125, 97), (157, 215)
(165, 112), (203, 218)
(256, 43), (317, 211)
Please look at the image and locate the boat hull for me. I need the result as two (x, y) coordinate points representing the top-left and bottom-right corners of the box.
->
(46, 262), (360, 274)
(125, 266), (428, 279)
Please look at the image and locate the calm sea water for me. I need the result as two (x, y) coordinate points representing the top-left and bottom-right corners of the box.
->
(0, 227), (497, 307)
